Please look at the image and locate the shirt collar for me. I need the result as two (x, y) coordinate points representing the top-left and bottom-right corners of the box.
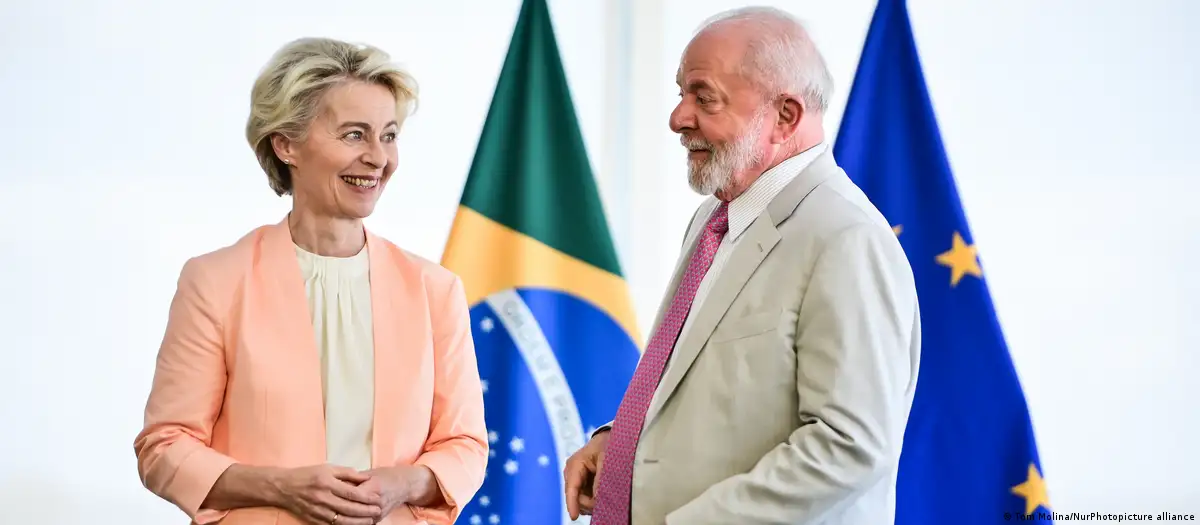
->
(726, 142), (829, 241)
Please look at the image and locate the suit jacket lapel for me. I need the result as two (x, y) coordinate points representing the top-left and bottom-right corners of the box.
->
(644, 211), (781, 427)
(259, 218), (327, 461)
(643, 150), (841, 427)
(639, 201), (716, 352)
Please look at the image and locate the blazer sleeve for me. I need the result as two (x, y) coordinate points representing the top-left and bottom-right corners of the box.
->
(133, 258), (237, 524)
(409, 275), (489, 525)
(665, 223), (919, 525)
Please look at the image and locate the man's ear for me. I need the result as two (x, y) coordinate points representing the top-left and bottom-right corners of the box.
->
(270, 134), (296, 165)
(774, 96), (804, 144)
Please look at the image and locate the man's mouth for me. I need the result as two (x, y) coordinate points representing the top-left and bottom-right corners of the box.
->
(340, 175), (379, 188)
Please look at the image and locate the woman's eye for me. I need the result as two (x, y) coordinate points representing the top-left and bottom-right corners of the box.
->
(382, 132), (397, 142)
(344, 131), (363, 140)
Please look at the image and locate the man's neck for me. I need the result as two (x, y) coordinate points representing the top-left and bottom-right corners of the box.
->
(715, 139), (819, 202)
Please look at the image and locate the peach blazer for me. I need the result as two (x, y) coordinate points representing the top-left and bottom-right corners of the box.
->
(133, 218), (489, 525)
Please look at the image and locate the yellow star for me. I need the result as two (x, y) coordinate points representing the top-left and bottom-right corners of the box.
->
(1011, 463), (1051, 515)
(892, 224), (903, 235)
(935, 231), (982, 286)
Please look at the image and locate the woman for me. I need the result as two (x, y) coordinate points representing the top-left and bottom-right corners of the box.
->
(133, 37), (488, 525)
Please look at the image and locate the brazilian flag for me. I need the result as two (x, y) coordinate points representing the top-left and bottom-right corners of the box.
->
(440, 0), (641, 523)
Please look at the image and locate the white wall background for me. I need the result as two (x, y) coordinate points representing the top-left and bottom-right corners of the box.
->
(0, 0), (1196, 522)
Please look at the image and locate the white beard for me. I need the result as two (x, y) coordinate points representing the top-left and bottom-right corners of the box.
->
(682, 108), (767, 196)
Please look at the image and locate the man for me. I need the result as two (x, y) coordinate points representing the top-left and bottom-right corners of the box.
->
(563, 6), (921, 525)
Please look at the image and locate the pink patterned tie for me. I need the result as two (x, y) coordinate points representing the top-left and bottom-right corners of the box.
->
(590, 201), (729, 525)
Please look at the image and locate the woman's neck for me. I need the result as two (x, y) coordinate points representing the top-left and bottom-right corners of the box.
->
(288, 209), (365, 257)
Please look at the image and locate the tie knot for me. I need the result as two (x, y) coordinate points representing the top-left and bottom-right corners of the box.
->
(706, 202), (729, 235)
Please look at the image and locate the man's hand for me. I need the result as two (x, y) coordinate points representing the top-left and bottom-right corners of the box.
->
(564, 430), (610, 520)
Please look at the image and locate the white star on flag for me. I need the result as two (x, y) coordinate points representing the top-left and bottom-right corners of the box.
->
(480, 317), (494, 333)
(509, 436), (524, 453)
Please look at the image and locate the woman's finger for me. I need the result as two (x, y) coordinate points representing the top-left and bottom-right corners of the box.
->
(330, 515), (376, 525)
(300, 499), (333, 525)
(330, 478), (381, 506)
(328, 465), (372, 484)
(317, 490), (382, 519)
(327, 496), (382, 521)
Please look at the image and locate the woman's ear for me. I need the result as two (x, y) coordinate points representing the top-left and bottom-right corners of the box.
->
(271, 134), (296, 166)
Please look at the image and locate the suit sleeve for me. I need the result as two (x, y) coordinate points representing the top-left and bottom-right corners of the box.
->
(133, 258), (237, 524)
(409, 275), (489, 525)
(665, 223), (919, 525)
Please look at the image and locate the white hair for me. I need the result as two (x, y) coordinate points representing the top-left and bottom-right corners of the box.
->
(695, 6), (834, 113)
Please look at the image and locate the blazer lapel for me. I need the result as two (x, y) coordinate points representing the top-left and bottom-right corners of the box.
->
(365, 231), (431, 468)
(259, 218), (327, 461)
(643, 150), (841, 427)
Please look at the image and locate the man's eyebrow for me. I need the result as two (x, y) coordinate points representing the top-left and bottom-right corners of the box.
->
(679, 79), (712, 92)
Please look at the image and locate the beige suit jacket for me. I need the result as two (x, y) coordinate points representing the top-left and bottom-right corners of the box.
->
(614, 151), (921, 524)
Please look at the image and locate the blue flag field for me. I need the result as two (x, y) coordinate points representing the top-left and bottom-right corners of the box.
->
(833, 0), (1053, 523)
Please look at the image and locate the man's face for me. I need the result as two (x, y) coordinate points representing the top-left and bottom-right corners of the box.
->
(669, 28), (771, 197)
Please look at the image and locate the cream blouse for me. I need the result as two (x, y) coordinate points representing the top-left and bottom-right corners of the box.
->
(294, 244), (375, 471)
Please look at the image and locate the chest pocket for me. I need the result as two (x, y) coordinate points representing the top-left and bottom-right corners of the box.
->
(709, 308), (782, 344)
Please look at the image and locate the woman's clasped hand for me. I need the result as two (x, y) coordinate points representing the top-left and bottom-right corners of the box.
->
(273, 464), (425, 525)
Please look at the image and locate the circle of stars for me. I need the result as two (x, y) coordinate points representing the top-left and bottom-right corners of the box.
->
(469, 321), (562, 525)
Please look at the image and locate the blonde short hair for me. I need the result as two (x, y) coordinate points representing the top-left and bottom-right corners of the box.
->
(246, 37), (419, 196)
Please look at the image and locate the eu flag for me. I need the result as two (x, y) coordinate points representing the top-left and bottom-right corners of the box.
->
(440, 0), (641, 523)
(832, 0), (1053, 523)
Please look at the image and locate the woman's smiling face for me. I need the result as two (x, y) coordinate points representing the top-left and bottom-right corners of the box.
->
(274, 80), (400, 220)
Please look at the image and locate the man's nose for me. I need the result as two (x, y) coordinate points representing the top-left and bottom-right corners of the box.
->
(669, 101), (694, 134)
